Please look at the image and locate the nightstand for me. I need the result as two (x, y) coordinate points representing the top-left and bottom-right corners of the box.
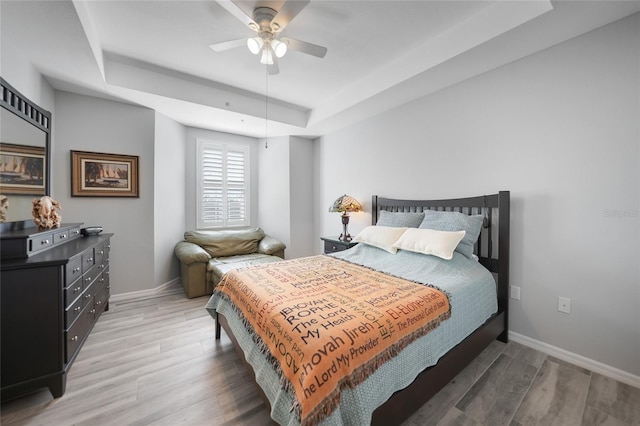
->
(321, 237), (357, 254)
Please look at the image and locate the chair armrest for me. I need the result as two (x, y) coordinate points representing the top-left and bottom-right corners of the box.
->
(258, 235), (286, 256)
(174, 241), (211, 265)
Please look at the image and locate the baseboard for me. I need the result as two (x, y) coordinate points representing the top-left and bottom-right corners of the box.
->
(109, 278), (183, 303)
(509, 331), (640, 389)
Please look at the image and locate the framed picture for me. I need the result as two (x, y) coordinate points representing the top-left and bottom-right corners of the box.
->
(0, 143), (46, 195)
(71, 150), (139, 197)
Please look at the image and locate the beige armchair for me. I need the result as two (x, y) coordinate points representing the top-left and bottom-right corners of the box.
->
(174, 227), (285, 298)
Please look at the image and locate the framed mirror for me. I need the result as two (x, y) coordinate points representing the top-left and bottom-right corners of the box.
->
(0, 77), (51, 228)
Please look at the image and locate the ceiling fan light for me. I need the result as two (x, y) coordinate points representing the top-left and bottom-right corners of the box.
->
(259, 48), (274, 65)
(272, 39), (287, 58)
(247, 37), (263, 55)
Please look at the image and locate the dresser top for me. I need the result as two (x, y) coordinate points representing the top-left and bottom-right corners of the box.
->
(1, 233), (113, 270)
(0, 223), (84, 240)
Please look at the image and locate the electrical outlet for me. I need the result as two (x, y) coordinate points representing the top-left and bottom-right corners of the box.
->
(558, 297), (571, 314)
(510, 285), (521, 300)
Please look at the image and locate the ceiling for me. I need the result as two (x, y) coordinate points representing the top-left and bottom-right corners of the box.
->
(2, 1), (639, 139)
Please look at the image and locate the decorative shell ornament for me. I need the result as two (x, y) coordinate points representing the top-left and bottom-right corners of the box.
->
(0, 195), (8, 222)
(32, 195), (62, 230)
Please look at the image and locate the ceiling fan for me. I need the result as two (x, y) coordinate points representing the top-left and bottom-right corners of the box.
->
(210, 0), (327, 75)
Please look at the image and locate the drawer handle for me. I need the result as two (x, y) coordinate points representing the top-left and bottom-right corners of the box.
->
(73, 230), (80, 235)
(85, 277), (92, 283)
(99, 277), (105, 283)
(85, 293), (91, 299)
(41, 239), (50, 245)
(73, 267), (81, 273)
(74, 286), (81, 293)
(59, 234), (66, 239)
(90, 309), (96, 314)
(74, 306), (81, 312)
(86, 257), (93, 263)
(71, 335), (78, 342)
(99, 250), (104, 255)
(96, 300), (102, 305)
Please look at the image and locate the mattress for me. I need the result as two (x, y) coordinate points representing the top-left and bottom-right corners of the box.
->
(206, 243), (497, 425)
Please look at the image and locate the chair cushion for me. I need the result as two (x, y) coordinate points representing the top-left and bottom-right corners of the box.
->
(184, 228), (266, 257)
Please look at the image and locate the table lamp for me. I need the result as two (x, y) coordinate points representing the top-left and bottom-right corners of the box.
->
(329, 194), (363, 242)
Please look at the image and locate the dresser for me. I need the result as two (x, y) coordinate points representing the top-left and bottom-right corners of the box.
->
(0, 223), (112, 401)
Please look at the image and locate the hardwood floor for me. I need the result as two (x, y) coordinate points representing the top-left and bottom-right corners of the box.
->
(2, 284), (639, 426)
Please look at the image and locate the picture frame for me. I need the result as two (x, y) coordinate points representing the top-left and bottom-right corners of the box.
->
(0, 143), (47, 195)
(71, 150), (139, 197)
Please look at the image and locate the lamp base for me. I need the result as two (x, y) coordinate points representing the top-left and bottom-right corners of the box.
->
(339, 213), (352, 242)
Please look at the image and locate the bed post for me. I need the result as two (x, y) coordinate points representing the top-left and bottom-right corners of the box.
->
(497, 190), (510, 342)
(371, 195), (379, 225)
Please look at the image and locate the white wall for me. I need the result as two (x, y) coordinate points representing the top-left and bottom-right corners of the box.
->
(314, 15), (640, 377)
(184, 127), (259, 231)
(54, 91), (156, 295)
(154, 112), (186, 287)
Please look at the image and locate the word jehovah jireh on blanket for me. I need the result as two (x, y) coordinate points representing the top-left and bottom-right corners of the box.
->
(214, 255), (451, 425)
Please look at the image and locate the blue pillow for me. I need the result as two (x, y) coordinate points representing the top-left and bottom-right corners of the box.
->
(376, 210), (425, 228)
(418, 211), (483, 259)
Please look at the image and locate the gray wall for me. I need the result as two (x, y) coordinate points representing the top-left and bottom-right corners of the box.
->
(257, 136), (315, 259)
(54, 92), (157, 295)
(154, 112), (186, 287)
(258, 136), (291, 253)
(314, 14), (640, 376)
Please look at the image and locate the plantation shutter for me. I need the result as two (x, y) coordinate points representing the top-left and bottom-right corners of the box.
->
(197, 140), (249, 229)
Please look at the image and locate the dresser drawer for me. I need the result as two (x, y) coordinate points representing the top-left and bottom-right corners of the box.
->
(64, 277), (83, 308)
(321, 237), (357, 254)
(95, 242), (109, 267)
(28, 232), (54, 255)
(65, 303), (93, 363)
(94, 283), (109, 316)
(82, 248), (95, 274)
(95, 264), (110, 290)
(65, 295), (84, 328)
(65, 256), (83, 286)
(82, 265), (101, 296)
(53, 229), (69, 244)
(68, 226), (82, 240)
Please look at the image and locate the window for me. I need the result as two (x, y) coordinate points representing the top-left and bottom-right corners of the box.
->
(196, 139), (250, 229)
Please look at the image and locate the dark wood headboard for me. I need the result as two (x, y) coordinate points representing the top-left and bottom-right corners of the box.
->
(371, 191), (510, 338)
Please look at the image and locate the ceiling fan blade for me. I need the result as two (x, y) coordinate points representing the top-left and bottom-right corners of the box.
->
(217, 0), (258, 30)
(209, 38), (247, 52)
(271, 0), (310, 32)
(281, 37), (327, 58)
(268, 53), (279, 75)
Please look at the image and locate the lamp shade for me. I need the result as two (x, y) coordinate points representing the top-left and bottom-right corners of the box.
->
(329, 195), (363, 213)
(272, 39), (288, 58)
(247, 37), (264, 55)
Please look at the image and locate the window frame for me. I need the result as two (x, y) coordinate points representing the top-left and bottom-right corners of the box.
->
(196, 138), (250, 229)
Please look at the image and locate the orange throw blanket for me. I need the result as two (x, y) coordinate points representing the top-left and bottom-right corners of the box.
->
(215, 255), (451, 425)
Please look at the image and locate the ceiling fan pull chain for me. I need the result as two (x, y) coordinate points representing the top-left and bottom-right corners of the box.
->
(265, 63), (268, 149)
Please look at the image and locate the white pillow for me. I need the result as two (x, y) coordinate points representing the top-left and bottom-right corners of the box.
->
(352, 226), (407, 254)
(392, 228), (466, 260)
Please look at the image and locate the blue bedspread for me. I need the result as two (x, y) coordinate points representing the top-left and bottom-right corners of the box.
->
(206, 243), (497, 425)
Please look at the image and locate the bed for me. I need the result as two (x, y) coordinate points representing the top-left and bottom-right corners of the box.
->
(206, 191), (510, 425)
